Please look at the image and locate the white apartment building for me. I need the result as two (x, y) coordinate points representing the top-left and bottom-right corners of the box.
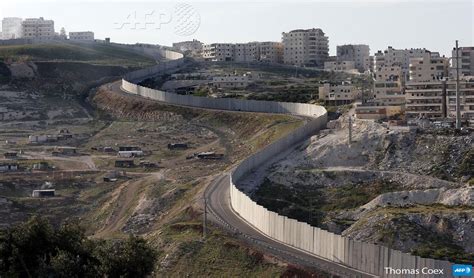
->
(259, 41), (283, 63)
(203, 43), (235, 61)
(2, 17), (23, 39)
(282, 28), (329, 67)
(451, 46), (474, 77)
(318, 83), (359, 105)
(371, 65), (404, 106)
(375, 46), (434, 81)
(69, 31), (94, 41)
(324, 61), (356, 73)
(21, 17), (55, 40)
(203, 41), (283, 63)
(212, 75), (251, 88)
(356, 64), (404, 119)
(405, 77), (474, 123)
(409, 56), (448, 82)
(372, 81), (405, 106)
(337, 44), (370, 72)
(375, 65), (402, 82)
(234, 42), (260, 62)
(172, 39), (203, 55)
(369, 56), (375, 72)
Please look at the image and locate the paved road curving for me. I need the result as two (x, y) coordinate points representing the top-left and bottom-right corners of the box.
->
(205, 173), (376, 278)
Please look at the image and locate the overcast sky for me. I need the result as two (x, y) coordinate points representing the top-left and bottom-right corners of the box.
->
(1, 0), (473, 56)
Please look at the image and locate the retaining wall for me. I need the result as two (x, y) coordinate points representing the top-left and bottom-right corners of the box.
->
(121, 49), (455, 278)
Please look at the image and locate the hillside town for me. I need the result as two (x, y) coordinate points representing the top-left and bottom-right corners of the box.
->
(0, 4), (472, 277)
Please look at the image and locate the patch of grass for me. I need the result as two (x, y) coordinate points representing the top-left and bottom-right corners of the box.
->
(253, 177), (401, 227)
(157, 222), (284, 277)
(413, 243), (474, 264)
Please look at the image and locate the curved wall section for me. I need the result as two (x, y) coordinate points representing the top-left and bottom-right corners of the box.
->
(121, 50), (454, 278)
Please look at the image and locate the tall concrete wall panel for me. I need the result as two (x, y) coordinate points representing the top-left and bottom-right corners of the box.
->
(121, 49), (454, 277)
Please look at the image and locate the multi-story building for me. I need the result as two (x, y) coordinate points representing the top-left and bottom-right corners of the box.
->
(69, 31), (94, 41)
(172, 39), (203, 55)
(374, 46), (434, 81)
(318, 82), (359, 105)
(259, 41), (283, 63)
(405, 77), (474, 123)
(369, 56), (375, 72)
(408, 55), (448, 82)
(282, 28), (329, 67)
(324, 60), (356, 73)
(450, 46), (474, 77)
(337, 44), (370, 72)
(203, 41), (283, 63)
(371, 65), (404, 106)
(375, 65), (402, 82)
(202, 43), (235, 61)
(356, 64), (404, 119)
(21, 17), (55, 40)
(234, 42), (260, 62)
(2, 17), (23, 39)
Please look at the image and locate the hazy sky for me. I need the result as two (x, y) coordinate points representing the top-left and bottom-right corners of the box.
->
(1, 0), (473, 56)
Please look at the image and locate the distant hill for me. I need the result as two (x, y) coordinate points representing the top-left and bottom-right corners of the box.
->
(0, 42), (155, 67)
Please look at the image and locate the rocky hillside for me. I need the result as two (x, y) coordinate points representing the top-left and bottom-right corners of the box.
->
(254, 115), (473, 263)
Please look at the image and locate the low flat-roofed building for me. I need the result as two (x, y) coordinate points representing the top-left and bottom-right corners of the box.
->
(32, 161), (49, 170)
(119, 146), (141, 152)
(115, 160), (135, 168)
(212, 75), (251, 88)
(69, 31), (94, 41)
(28, 134), (58, 144)
(318, 82), (360, 105)
(32, 189), (55, 197)
(4, 152), (18, 159)
(54, 146), (77, 155)
(168, 143), (188, 150)
(0, 163), (18, 172)
(355, 105), (404, 120)
(117, 150), (144, 157)
(324, 61), (356, 73)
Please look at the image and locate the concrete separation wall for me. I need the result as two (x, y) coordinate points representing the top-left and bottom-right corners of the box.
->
(121, 49), (454, 277)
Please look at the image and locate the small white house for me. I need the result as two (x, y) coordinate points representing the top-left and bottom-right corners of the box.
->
(118, 150), (144, 158)
(0, 163), (18, 172)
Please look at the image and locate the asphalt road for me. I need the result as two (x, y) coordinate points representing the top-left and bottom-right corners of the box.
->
(205, 174), (377, 278)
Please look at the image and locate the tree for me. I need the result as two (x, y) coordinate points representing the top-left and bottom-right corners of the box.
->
(0, 216), (56, 277)
(95, 236), (157, 278)
(0, 217), (156, 278)
(60, 27), (67, 39)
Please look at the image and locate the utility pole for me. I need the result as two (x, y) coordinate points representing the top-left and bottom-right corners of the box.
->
(203, 197), (207, 239)
(348, 115), (352, 145)
(455, 40), (461, 129)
